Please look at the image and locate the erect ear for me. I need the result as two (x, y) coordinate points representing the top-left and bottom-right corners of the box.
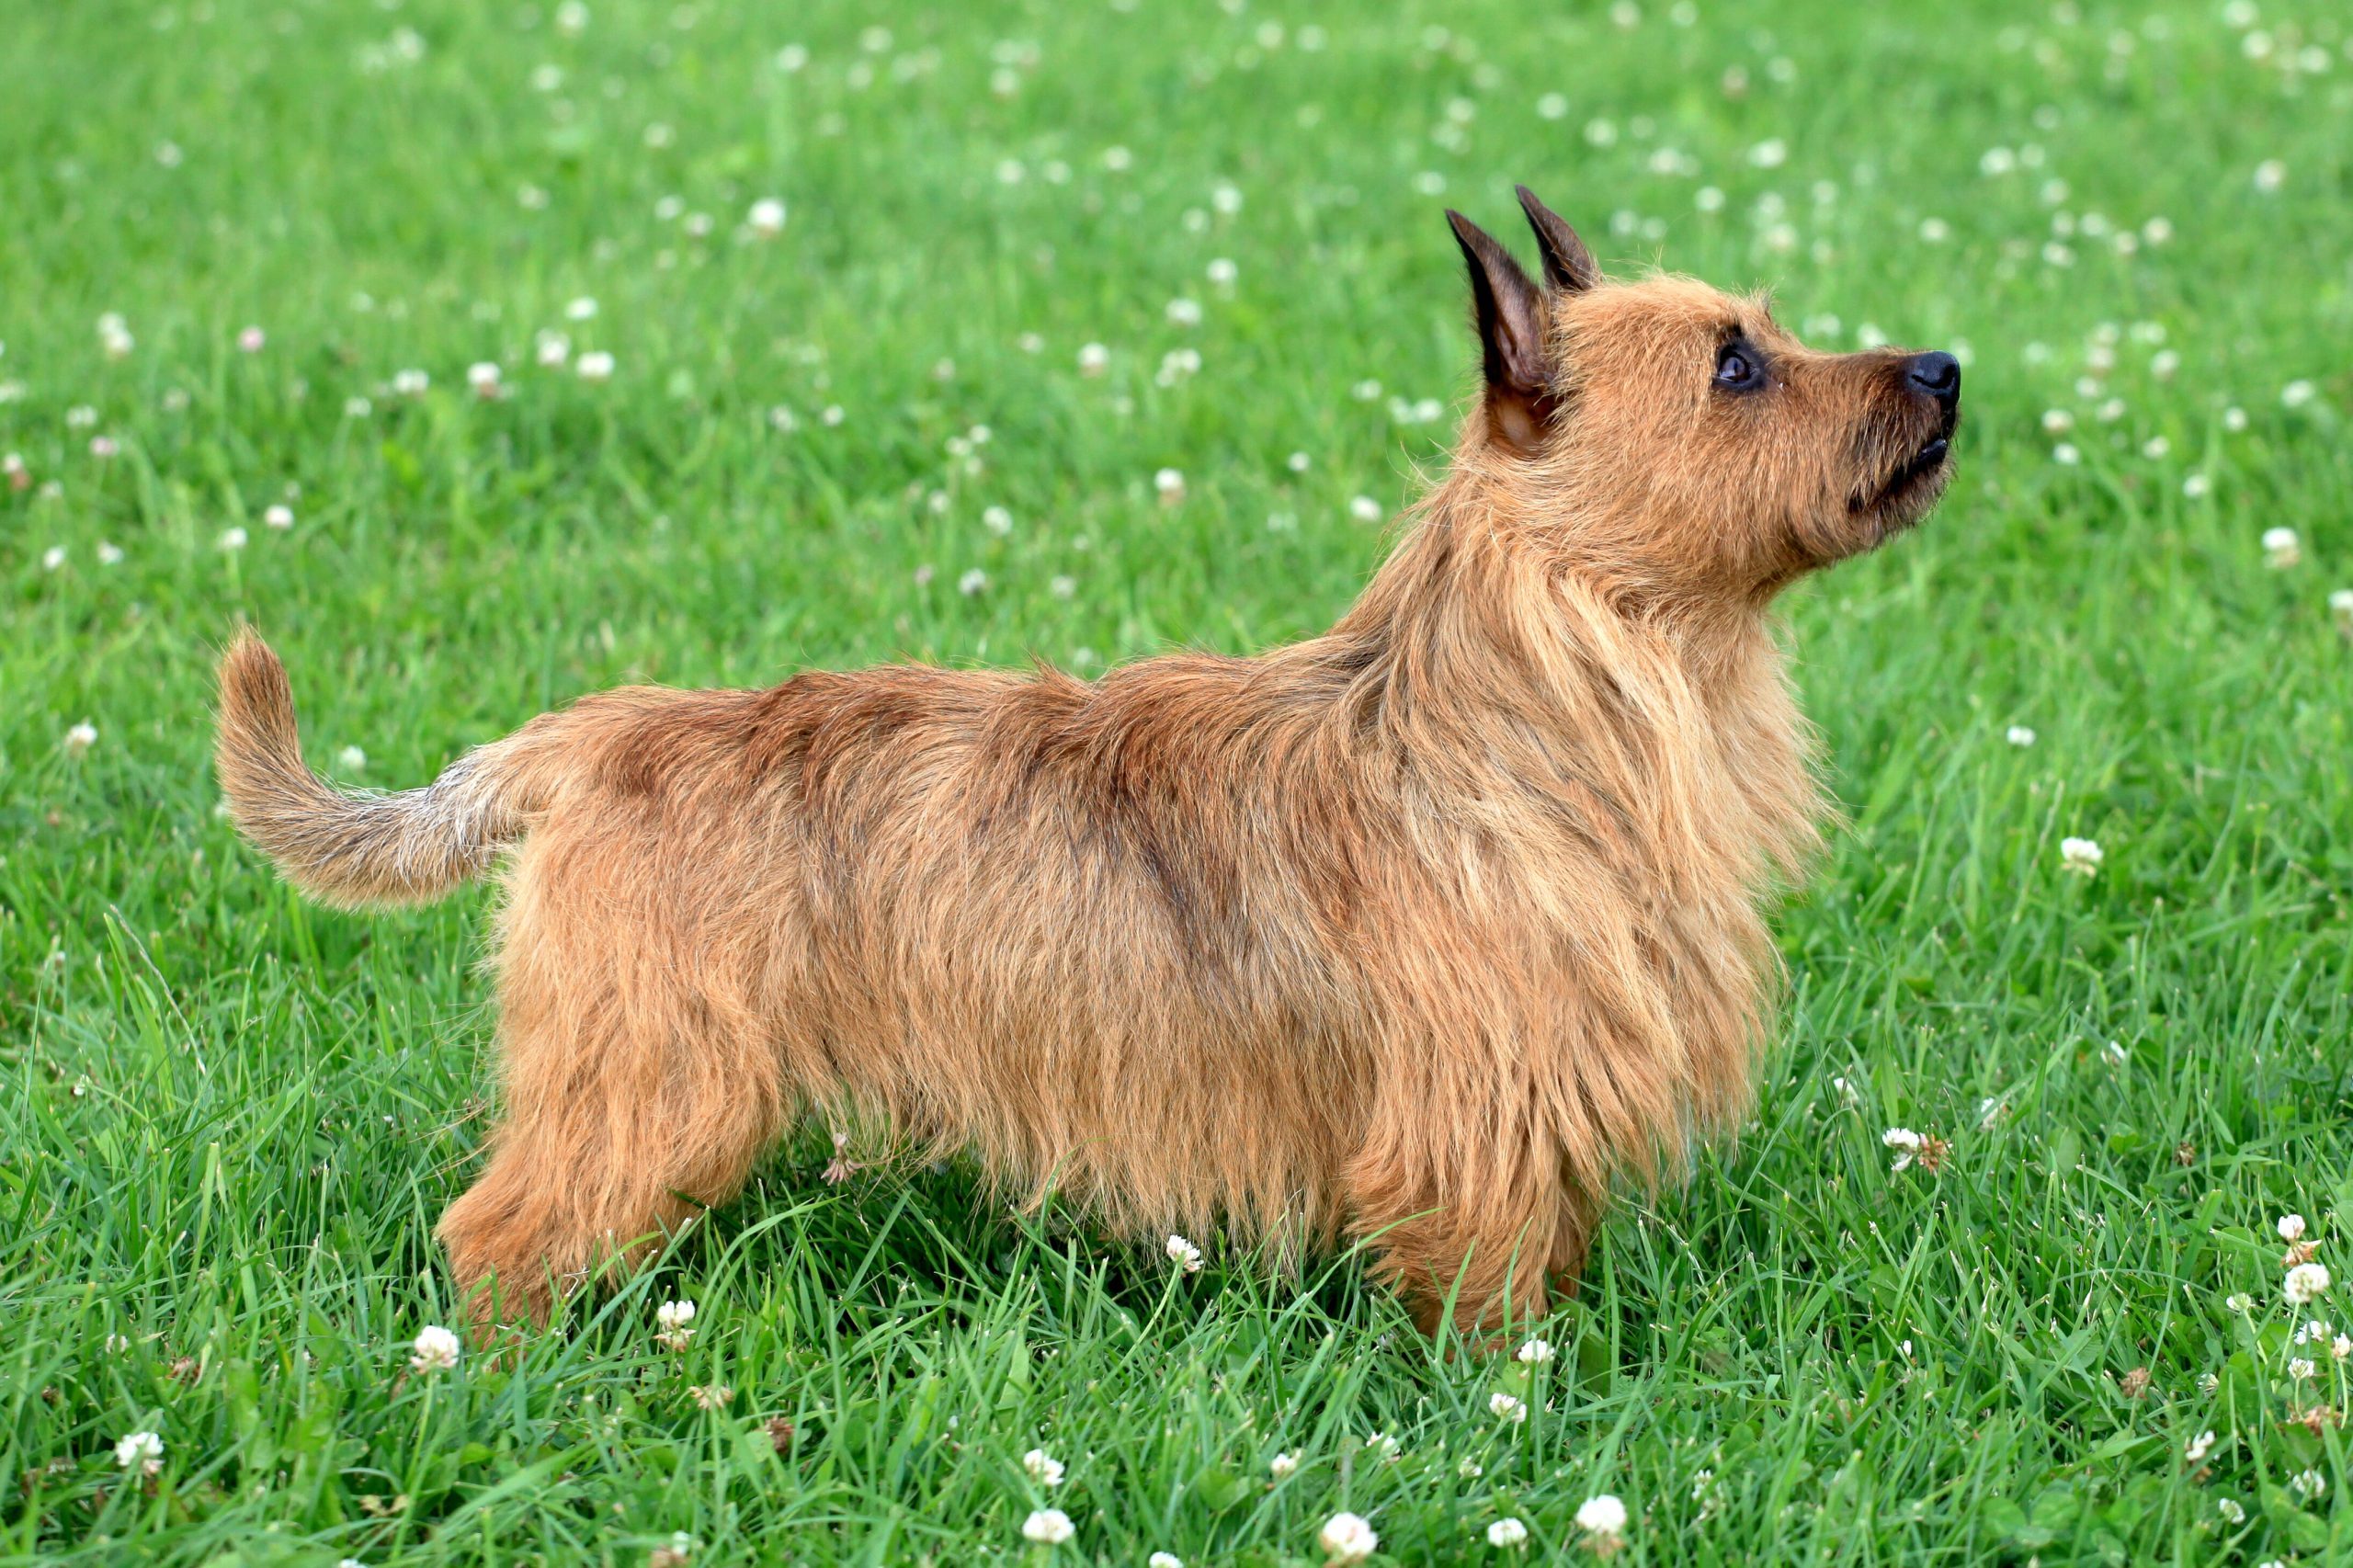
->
(1515, 185), (1599, 294)
(1446, 210), (1556, 455)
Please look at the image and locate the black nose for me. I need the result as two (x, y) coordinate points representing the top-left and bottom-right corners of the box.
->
(1905, 351), (1961, 404)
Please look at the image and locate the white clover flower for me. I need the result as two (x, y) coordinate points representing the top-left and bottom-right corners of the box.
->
(1516, 1337), (1554, 1365)
(2040, 408), (2075, 435)
(2289, 1357), (2316, 1381)
(2052, 442), (2080, 465)
(2185, 1429), (2215, 1463)
(2059, 837), (2103, 877)
(1881, 1127), (1923, 1171)
(409, 1324), (460, 1373)
(97, 541), (123, 565)
(747, 198), (787, 236)
(2252, 160), (2285, 193)
(575, 351), (615, 382)
(566, 296), (599, 322)
(1154, 347), (1202, 386)
(1487, 1517), (1530, 1548)
(1149, 1555), (1184, 1568)
(113, 1430), (164, 1475)
(1021, 1507), (1074, 1545)
(1365, 1430), (1401, 1461)
(1165, 1233), (1203, 1273)
(1575, 1494), (1628, 1538)
(657, 1298), (696, 1330)
(1319, 1512), (1378, 1562)
(1154, 468), (1186, 505)
(2279, 1214), (2309, 1243)
(1347, 495), (1383, 524)
(1165, 297), (1203, 326)
(2281, 380), (2315, 408)
(220, 526), (248, 552)
(1023, 1448), (1065, 1486)
(392, 368), (429, 397)
(1075, 342), (1109, 377)
(1269, 1451), (1299, 1479)
(2291, 1468), (2326, 1501)
(265, 504), (294, 530)
(2336, 1334), (2352, 1360)
(2102, 1040), (2128, 1068)
(2226, 1292), (2255, 1312)
(982, 506), (1013, 536)
(957, 568), (988, 597)
(64, 722), (98, 759)
(2263, 527), (2301, 568)
(345, 396), (373, 417)
(2285, 1262), (2332, 1305)
(1747, 137), (1788, 167)
(537, 331), (570, 368)
(1488, 1391), (1528, 1424)
(1206, 257), (1237, 287)
(2218, 1497), (2245, 1524)
(2006, 725), (2036, 747)
(237, 325), (266, 353)
(467, 361), (503, 398)
(336, 745), (367, 773)
(2183, 473), (2211, 499)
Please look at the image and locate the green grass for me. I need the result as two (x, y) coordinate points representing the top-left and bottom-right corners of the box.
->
(5, 0), (2352, 1562)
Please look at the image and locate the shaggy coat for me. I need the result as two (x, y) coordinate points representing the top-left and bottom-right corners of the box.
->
(215, 188), (1960, 1333)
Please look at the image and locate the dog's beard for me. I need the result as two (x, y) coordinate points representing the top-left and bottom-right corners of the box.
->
(1847, 404), (1959, 537)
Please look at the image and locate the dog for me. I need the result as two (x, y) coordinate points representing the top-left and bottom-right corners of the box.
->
(215, 187), (1960, 1335)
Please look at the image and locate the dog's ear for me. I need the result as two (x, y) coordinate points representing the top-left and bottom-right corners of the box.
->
(1515, 185), (1599, 294)
(1447, 210), (1556, 455)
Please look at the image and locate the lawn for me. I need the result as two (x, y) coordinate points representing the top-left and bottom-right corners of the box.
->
(5, 0), (2352, 1562)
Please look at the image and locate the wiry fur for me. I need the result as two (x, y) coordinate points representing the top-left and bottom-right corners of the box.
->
(215, 194), (1958, 1335)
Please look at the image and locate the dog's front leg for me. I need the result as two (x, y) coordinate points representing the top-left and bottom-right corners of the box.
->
(1342, 1041), (1586, 1337)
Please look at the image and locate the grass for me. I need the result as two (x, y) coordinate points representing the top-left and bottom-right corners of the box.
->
(4, 0), (2351, 1562)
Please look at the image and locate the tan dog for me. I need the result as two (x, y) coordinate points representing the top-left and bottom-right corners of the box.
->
(216, 187), (1960, 1335)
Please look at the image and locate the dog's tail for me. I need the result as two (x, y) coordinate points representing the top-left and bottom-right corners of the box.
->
(215, 629), (555, 909)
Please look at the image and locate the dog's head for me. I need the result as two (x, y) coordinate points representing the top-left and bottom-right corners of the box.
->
(1448, 187), (1960, 598)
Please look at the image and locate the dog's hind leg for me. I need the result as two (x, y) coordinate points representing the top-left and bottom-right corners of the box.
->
(437, 846), (789, 1331)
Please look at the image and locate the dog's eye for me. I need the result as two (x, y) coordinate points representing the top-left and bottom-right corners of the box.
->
(1714, 343), (1764, 390)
